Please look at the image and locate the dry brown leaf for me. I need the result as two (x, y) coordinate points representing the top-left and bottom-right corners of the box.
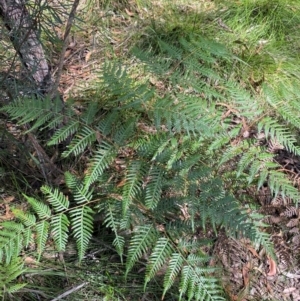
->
(5, 204), (14, 219)
(117, 179), (126, 187)
(242, 263), (250, 286)
(85, 50), (94, 62)
(224, 285), (238, 301)
(286, 218), (299, 228)
(0, 204), (14, 221)
(125, 8), (135, 16)
(283, 287), (296, 294)
(246, 245), (260, 258)
(3, 195), (15, 203)
(64, 49), (72, 59)
(267, 256), (277, 276)
(24, 256), (38, 266)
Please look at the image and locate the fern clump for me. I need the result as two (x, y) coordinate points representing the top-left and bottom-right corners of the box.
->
(2, 28), (300, 300)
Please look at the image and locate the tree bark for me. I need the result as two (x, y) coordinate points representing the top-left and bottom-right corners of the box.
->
(0, 0), (51, 93)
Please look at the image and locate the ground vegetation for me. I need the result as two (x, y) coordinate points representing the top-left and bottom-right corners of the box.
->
(1, 0), (300, 300)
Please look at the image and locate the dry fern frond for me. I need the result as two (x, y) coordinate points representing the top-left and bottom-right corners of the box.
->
(281, 206), (299, 217)
(286, 218), (299, 228)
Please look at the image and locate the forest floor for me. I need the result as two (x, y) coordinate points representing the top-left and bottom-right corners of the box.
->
(1, 0), (300, 300)
(63, 1), (300, 300)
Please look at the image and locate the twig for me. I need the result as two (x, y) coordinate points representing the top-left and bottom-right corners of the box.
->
(50, 282), (88, 301)
(48, 0), (80, 99)
(27, 130), (63, 183)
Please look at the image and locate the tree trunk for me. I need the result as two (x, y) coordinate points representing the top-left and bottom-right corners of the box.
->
(0, 0), (51, 93)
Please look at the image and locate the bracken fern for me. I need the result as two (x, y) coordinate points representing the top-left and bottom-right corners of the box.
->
(2, 30), (300, 300)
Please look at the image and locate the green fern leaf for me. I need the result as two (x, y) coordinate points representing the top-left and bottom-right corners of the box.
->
(97, 111), (120, 135)
(145, 165), (163, 209)
(162, 252), (184, 298)
(35, 221), (50, 259)
(179, 265), (194, 300)
(47, 120), (80, 145)
(126, 225), (158, 276)
(84, 141), (116, 188)
(62, 126), (96, 157)
(64, 172), (81, 190)
(0, 258), (26, 297)
(268, 170), (300, 200)
(249, 213), (275, 257)
(122, 160), (146, 213)
(41, 186), (70, 212)
(6, 283), (27, 294)
(81, 101), (100, 125)
(104, 201), (124, 258)
(24, 195), (51, 219)
(262, 83), (300, 128)
(23, 228), (33, 249)
(51, 214), (69, 252)
(179, 265), (224, 301)
(145, 237), (173, 289)
(12, 209), (36, 227)
(64, 173), (93, 204)
(258, 117), (300, 155)
(73, 186), (93, 204)
(70, 206), (94, 262)
(0, 222), (24, 261)
(113, 118), (136, 145)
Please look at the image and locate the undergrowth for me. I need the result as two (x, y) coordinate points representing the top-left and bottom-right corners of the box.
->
(1, 0), (300, 300)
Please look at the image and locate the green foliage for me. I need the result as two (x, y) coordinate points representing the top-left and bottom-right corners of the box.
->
(0, 258), (26, 299)
(2, 23), (300, 300)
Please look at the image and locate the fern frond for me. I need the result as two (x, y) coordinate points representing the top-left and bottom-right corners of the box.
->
(23, 228), (33, 249)
(84, 141), (116, 188)
(41, 186), (70, 212)
(162, 252), (184, 298)
(126, 225), (158, 277)
(47, 120), (80, 145)
(263, 83), (300, 128)
(250, 213), (275, 257)
(65, 171), (81, 190)
(24, 195), (51, 219)
(62, 126), (96, 157)
(258, 117), (300, 155)
(35, 221), (50, 259)
(70, 206), (94, 262)
(144, 237), (173, 289)
(122, 160), (146, 213)
(268, 170), (300, 201)
(5, 283), (27, 294)
(81, 101), (100, 125)
(179, 264), (224, 301)
(64, 173), (93, 204)
(153, 95), (218, 136)
(145, 165), (163, 209)
(113, 118), (136, 145)
(0, 221), (24, 233)
(0, 258), (26, 298)
(218, 141), (247, 166)
(50, 214), (69, 252)
(227, 81), (262, 118)
(100, 61), (153, 108)
(1, 96), (64, 131)
(104, 201), (124, 258)
(96, 110), (120, 135)
(12, 209), (36, 227)
(73, 185), (93, 204)
(179, 265), (194, 301)
(0, 222), (29, 263)
(208, 126), (241, 153)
